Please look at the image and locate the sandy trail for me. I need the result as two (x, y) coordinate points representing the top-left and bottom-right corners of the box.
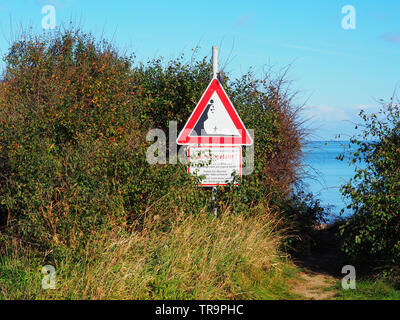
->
(290, 224), (344, 300)
(291, 271), (337, 300)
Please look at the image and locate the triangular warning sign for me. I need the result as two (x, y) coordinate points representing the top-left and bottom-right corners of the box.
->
(177, 79), (253, 146)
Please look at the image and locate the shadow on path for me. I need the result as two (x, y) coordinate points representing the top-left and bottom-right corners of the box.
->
(294, 225), (346, 276)
(290, 225), (346, 300)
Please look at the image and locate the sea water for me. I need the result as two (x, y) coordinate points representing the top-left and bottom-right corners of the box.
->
(302, 141), (358, 220)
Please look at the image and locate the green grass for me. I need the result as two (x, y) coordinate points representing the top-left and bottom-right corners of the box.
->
(0, 211), (300, 300)
(0, 248), (43, 299)
(3, 215), (400, 300)
(335, 279), (400, 300)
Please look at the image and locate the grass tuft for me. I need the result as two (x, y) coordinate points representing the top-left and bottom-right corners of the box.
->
(0, 211), (298, 300)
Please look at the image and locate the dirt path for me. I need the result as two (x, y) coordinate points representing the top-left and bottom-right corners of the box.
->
(291, 270), (338, 300)
(290, 224), (345, 300)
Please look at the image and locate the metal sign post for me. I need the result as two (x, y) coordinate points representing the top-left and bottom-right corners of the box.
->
(212, 45), (218, 79)
(212, 186), (218, 217)
(211, 46), (218, 217)
(176, 45), (253, 217)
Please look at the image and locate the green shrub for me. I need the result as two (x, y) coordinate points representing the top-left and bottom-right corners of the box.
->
(0, 27), (306, 253)
(338, 101), (400, 268)
(0, 29), (206, 250)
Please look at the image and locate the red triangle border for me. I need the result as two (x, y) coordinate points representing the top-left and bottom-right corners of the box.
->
(176, 79), (253, 146)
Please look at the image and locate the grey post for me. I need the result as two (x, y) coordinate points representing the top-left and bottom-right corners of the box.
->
(211, 45), (218, 217)
(212, 45), (218, 79)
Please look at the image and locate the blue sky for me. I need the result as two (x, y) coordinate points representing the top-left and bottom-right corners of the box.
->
(0, 0), (399, 140)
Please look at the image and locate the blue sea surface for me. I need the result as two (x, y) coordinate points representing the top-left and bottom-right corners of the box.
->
(302, 141), (358, 220)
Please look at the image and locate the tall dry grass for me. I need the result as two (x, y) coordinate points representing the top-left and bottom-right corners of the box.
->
(1, 209), (298, 300)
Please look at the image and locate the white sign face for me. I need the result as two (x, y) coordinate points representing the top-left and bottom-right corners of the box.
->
(194, 92), (241, 137)
(188, 146), (242, 187)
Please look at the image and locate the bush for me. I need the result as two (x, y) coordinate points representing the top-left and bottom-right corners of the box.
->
(0, 27), (306, 253)
(338, 100), (400, 268)
(0, 29), (206, 250)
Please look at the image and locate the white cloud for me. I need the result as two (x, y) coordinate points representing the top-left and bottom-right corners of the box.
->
(303, 105), (350, 122)
(381, 33), (400, 43)
(235, 14), (251, 28)
(351, 104), (369, 110)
